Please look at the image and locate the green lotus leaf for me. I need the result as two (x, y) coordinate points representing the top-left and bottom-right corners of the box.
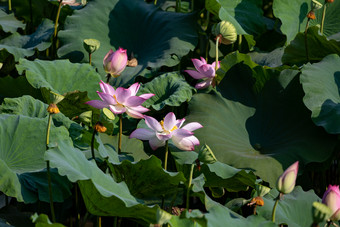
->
(0, 19), (54, 61)
(0, 114), (71, 202)
(282, 26), (340, 65)
(205, 0), (220, 16)
(248, 47), (284, 68)
(217, 0), (266, 36)
(186, 58), (337, 185)
(0, 10), (25, 33)
(45, 138), (172, 224)
(257, 187), (321, 227)
(300, 54), (340, 133)
(138, 72), (194, 111)
(57, 0), (198, 86)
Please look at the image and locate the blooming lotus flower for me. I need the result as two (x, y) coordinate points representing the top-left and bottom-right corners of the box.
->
(103, 48), (128, 77)
(86, 81), (154, 119)
(130, 112), (203, 151)
(322, 185), (340, 221)
(59, 0), (81, 6)
(184, 57), (220, 89)
(276, 161), (299, 194)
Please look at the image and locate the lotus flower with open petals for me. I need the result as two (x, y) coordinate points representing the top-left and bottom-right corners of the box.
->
(130, 112), (203, 150)
(86, 81), (154, 119)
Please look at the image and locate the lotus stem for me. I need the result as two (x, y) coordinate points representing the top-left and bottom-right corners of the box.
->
(164, 140), (169, 171)
(320, 3), (327, 35)
(304, 18), (310, 62)
(91, 129), (96, 160)
(118, 114), (122, 154)
(154, 0), (157, 5)
(186, 163), (195, 209)
(54, 0), (63, 38)
(46, 114), (56, 223)
(8, 0), (11, 12)
(238, 35), (242, 51)
(89, 53), (92, 65)
(106, 74), (110, 83)
(215, 36), (220, 72)
(271, 193), (282, 223)
(176, 0), (181, 12)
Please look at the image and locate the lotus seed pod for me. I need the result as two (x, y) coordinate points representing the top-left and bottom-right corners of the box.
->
(83, 39), (100, 54)
(255, 184), (271, 197)
(312, 0), (323, 10)
(312, 202), (332, 224)
(49, 91), (64, 105)
(198, 144), (217, 164)
(213, 21), (237, 45)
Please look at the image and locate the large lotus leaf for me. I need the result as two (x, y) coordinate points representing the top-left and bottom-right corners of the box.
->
(217, 0), (266, 36)
(0, 10), (25, 33)
(0, 114), (71, 202)
(205, 0), (220, 16)
(0, 19), (54, 61)
(257, 187), (321, 227)
(45, 138), (172, 224)
(309, 0), (340, 38)
(57, 0), (198, 86)
(16, 58), (102, 101)
(248, 48), (284, 68)
(137, 72), (194, 111)
(272, 0), (311, 44)
(185, 60), (337, 185)
(300, 54), (340, 133)
(282, 26), (340, 65)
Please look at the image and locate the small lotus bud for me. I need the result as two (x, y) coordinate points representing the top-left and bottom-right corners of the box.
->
(322, 185), (340, 220)
(312, 0), (323, 10)
(103, 48), (128, 78)
(276, 161), (299, 194)
(312, 202), (332, 223)
(198, 144), (217, 164)
(47, 103), (60, 114)
(49, 91), (64, 105)
(94, 122), (107, 133)
(212, 21), (237, 45)
(307, 10), (316, 20)
(83, 39), (100, 54)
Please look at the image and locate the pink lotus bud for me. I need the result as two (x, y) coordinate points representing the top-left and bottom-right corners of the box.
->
(322, 185), (340, 221)
(103, 48), (128, 78)
(276, 161), (299, 194)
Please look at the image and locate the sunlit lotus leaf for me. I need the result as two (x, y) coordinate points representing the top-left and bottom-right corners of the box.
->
(0, 10), (25, 33)
(186, 56), (337, 185)
(300, 54), (340, 133)
(282, 26), (340, 65)
(217, 0), (266, 36)
(257, 187), (322, 227)
(57, 0), (198, 86)
(0, 114), (71, 202)
(0, 19), (54, 61)
(45, 138), (172, 224)
(138, 72), (194, 111)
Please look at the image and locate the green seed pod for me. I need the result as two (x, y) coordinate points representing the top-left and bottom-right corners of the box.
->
(312, 201), (332, 224)
(49, 91), (64, 105)
(198, 144), (217, 164)
(213, 21), (237, 45)
(312, 0), (323, 10)
(83, 39), (100, 54)
(255, 184), (271, 197)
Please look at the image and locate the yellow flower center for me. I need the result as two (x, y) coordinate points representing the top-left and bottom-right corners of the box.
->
(160, 120), (178, 134)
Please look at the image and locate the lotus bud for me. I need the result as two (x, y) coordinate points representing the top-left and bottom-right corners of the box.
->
(103, 48), (128, 78)
(276, 161), (299, 194)
(212, 21), (237, 45)
(83, 39), (100, 54)
(322, 185), (340, 220)
(312, 201), (332, 224)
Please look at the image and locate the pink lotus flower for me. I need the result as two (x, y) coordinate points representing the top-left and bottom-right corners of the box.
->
(59, 0), (81, 6)
(130, 112), (202, 151)
(103, 48), (128, 77)
(184, 57), (220, 89)
(322, 185), (340, 221)
(276, 161), (299, 194)
(86, 81), (154, 119)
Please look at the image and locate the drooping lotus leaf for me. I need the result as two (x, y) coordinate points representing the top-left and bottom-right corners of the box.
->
(272, 0), (311, 44)
(45, 138), (172, 224)
(0, 10), (25, 33)
(0, 19), (54, 61)
(137, 72), (194, 111)
(217, 0), (266, 36)
(205, 0), (221, 16)
(282, 26), (340, 65)
(185, 59), (337, 185)
(109, 156), (186, 205)
(257, 187), (321, 227)
(0, 114), (71, 202)
(300, 54), (340, 133)
(16, 58), (101, 101)
(57, 0), (198, 86)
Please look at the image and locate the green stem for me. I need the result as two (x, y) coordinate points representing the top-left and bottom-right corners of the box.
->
(320, 3), (327, 35)
(271, 194), (281, 223)
(91, 130), (96, 160)
(176, 0), (181, 12)
(54, 0), (63, 38)
(118, 114), (122, 154)
(238, 35), (242, 51)
(304, 18), (310, 62)
(106, 74), (111, 83)
(8, 0), (11, 12)
(215, 36), (220, 71)
(154, 0), (157, 5)
(186, 164), (195, 210)
(46, 114), (56, 223)
(89, 53), (92, 65)
(164, 140), (169, 171)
